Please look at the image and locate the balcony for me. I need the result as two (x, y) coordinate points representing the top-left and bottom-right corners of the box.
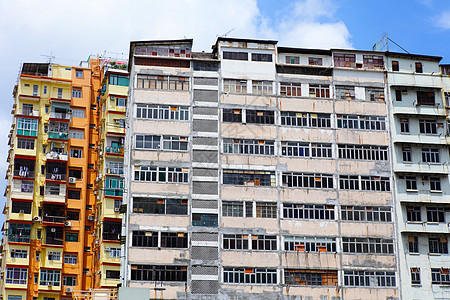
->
(45, 227), (64, 246)
(42, 204), (66, 224)
(49, 111), (71, 120)
(48, 121), (69, 140)
(102, 232), (121, 241)
(8, 223), (31, 243)
(48, 132), (69, 140)
(46, 162), (67, 181)
(8, 233), (31, 243)
(44, 183), (66, 204)
(13, 158), (35, 179)
(105, 188), (123, 197)
(103, 221), (121, 241)
(16, 109), (40, 117)
(106, 146), (124, 155)
(46, 173), (67, 181)
(11, 180), (34, 200)
(46, 151), (68, 161)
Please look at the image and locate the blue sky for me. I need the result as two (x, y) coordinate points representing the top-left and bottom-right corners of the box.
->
(0, 0), (449, 227)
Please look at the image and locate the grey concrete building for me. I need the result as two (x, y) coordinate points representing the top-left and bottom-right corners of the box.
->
(120, 37), (449, 299)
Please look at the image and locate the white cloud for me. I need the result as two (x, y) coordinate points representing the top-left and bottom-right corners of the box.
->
(435, 10), (450, 29)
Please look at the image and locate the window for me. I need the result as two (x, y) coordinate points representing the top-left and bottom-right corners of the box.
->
(72, 88), (82, 98)
(17, 138), (35, 150)
(6, 267), (27, 284)
(110, 247), (121, 258)
(245, 110), (275, 124)
(430, 177), (441, 191)
(341, 206), (392, 222)
(419, 119), (438, 134)
(283, 203), (335, 220)
(222, 201), (244, 217)
(281, 142), (309, 157)
(445, 91), (450, 107)
(252, 80), (273, 95)
(335, 86), (355, 100)
(284, 236), (336, 253)
(223, 109), (242, 122)
(136, 75), (188, 90)
(131, 265), (187, 282)
(280, 111), (331, 128)
(223, 170), (275, 186)
(400, 118), (409, 133)
(431, 268), (450, 285)
(8, 223), (31, 243)
(283, 172), (333, 189)
(69, 129), (84, 139)
(134, 166), (189, 183)
(69, 168), (82, 179)
(57, 88), (63, 98)
(64, 254), (77, 264)
(338, 144), (388, 161)
(363, 55), (384, 69)
(10, 249), (27, 259)
(337, 114), (386, 130)
(427, 207), (445, 223)
(422, 148), (440, 163)
(22, 103), (33, 115)
(406, 206), (421, 222)
(406, 176), (417, 190)
(342, 237), (394, 254)
(429, 237), (448, 254)
(223, 267), (277, 284)
(48, 251), (61, 261)
(65, 232), (78, 242)
(223, 139), (274, 155)
(8, 296), (22, 300)
(105, 176), (124, 196)
(106, 270), (120, 279)
(402, 147), (412, 162)
(161, 232), (188, 248)
(192, 213), (218, 227)
(136, 104), (189, 121)
(415, 62), (423, 73)
(67, 189), (81, 199)
(224, 79), (247, 93)
(63, 276), (76, 286)
(309, 57), (323, 66)
(280, 82), (301, 97)
(252, 235), (277, 250)
(285, 269), (338, 286)
(132, 231), (158, 247)
(417, 91), (435, 106)
(109, 74), (129, 86)
(334, 53), (356, 68)
(40, 269), (61, 286)
(395, 89), (403, 101)
(392, 61), (399, 71)
(409, 236), (419, 253)
(75, 69), (83, 78)
(223, 234), (249, 250)
(108, 161), (124, 175)
(33, 85), (38, 96)
(366, 88), (385, 102)
(17, 117), (38, 137)
(135, 135), (188, 151)
(252, 53), (272, 62)
(193, 61), (219, 71)
(70, 148), (82, 158)
(285, 56), (300, 64)
(223, 51), (248, 60)
(309, 84), (330, 98)
(360, 176), (390, 192)
(11, 201), (32, 214)
(20, 181), (34, 193)
(132, 198), (188, 215)
(344, 271), (396, 287)
(66, 211), (79, 220)
(256, 202), (277, 218)
(72, 109), (85, 118)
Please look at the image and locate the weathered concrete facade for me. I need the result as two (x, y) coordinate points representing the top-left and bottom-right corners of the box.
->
(122, 38), (449, 299)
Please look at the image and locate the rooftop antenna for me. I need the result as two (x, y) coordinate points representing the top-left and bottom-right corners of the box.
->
(40, 51), (55, 64)
(218, 28), (235, 38)
(372, 33), (411, 54)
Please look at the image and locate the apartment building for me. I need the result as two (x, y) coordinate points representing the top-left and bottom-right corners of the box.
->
(1, 60), (101, 300)
(122, 38), (402, 299)
(92, 59), (129, 288)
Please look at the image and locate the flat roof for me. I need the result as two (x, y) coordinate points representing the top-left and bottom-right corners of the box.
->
(277, 47), (331, 56)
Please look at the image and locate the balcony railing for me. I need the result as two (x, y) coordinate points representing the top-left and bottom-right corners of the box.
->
(102, 232), (121, 241)
(105, 188), (123, 197)
(50, 111), (71, 120)
(46, 173), (67, 181)
(106, 146), (124, 154)
(43, 215), (66, 223)
(8, 234), (30, 243)
(45, 236), (64, 246)
(46, 152), (68, 161)
(48, 132), (69, 140)
(13, 169), (35, 178)
(17, 109), (40, 117)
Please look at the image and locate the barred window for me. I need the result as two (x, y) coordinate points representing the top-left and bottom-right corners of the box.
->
(283, 203), (335, 220)
(133, 198), (187, 215)
(344, 270), (396, 287)
(11, 201), (32, 214)
(284, 236), (336, 253)
(334, 53), (356, 68)
(223, 109), (242, 123)
(337, 114), (386, 130)
(417, 91), (435, 106)
(223, 267), (277, 284)
(335, 86), (355, 100)
(338, 144), (388, 161)
(285, 269), (338, 286)
(309, 84), (330, 98)
(246, 110), (275, 124)
(342, 237), (394, 254)
(429, 237), (448, 254)
(135, 135), (188, 151)
(422, 148), (440, 163)
(280, 112), (331, 128)
(363, 55), (384, 69)
(131, 265), (187, 282)
(252, 80), (273, 95)
(426, 207), (445, 223)
(280, 82), (301, 97)
(419, 119), (438, 134)
(134, 166), (188, 183)
(366, 88), (385, 102)
(360, 176), (390, 192)
(252, 53), (272, 62)
(17, 138), (35, 150)
(223, 234), (249, 250)
(224, 79), (247, 93)
(411, 268), (421, 285)
(431, 268), (450, 285)
(341, 206), (392, 222)
(252, 235), (277, 251)
(136, 104), (189, 121)
(223, 51), (248, 61)
(223, 139), (274, 155)
(256, 202), (277, 218)
(223, 170), (275, 187)
(282, 172), (334, 189)
(136, 75), (189, 91)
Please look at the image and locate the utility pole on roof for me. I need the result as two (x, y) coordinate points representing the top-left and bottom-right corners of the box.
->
(40, 51), (55, 64)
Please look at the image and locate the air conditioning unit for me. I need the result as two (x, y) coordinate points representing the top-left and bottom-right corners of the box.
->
(50, 228), (56, 233)
(66, 287), (74, 293)
(95, 240), (99, 244)
(68, 177), (76, 184)
(105, 247), (111, 252)
(65, 221), (72, 227)
(33, 216), (42, 222)
(114, 207), (120, 212)
(19, 210), (25, 214)
(87, 215), (94, 221)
